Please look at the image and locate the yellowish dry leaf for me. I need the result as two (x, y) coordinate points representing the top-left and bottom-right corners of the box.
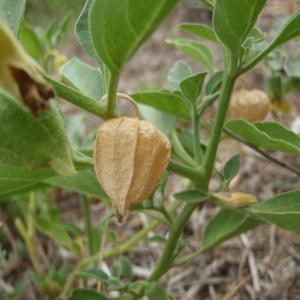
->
(229, 89), (270, 122)
(213, 192), (257, 208)
(93, 117), (171, 222)
(0, 22), (54, 115)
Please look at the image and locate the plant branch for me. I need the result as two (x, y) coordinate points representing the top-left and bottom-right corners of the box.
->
(45, 76), (108, 119)
(192, 105), (202, 165)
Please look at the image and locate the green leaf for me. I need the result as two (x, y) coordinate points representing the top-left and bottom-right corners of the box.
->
(76, 268), (109, 282)
(249, 190), (300, 232)
(202, 208), (262, 251)
(46, 169), (109, 203)
(89, 0), (180, 74)
(167, 39), (214, 70)
(145, 282), (170, 300)
(35, 217), (75, 251)
(284, 54), (300, 78)
(75, 0), (97, 59)
(167, 61), (192, 91)
(67, 289), (108, 300)
(223, 154), (240, 182)
(139, 105), (177, 136)
(213, 0), (266, 54)
(180, 23), (218, 43)
(0, 0), (26, 36)
(226, 119), (300, 156)
(0, 165), (53, 200)
(131, 91), (190, 119)
(118, 256), (133, 281)
(174, 189), (208, 204)
(267, 10), (300, 52)
(60, 58), (106, 99)
(0, 92), (75, 176)
(20, 24), (43, 61)
(205, 71), (223, 95)
(180, 72), (206, 103)
(76, 0), (110, 84)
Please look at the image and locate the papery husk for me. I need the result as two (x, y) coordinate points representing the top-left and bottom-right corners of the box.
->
(0, 22), (54, 115)
(93, 117), (171, 222)
(229, 89), (270, 122)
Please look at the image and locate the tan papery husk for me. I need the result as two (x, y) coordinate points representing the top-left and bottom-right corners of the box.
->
(93, 117), (171, 222)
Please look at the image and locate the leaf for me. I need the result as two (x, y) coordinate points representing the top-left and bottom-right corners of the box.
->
(202, 208), (262, 251)
(0, 92), (75, 175)
(75, 0), (97, 59)
(139, 105), (177, 136)
(167, 39), (214, 70)
(76, 269), (109, 282)
(180, 23), (218, 43)
(267, 10), (300, 52)
(67, 289), (108, 300)
(213, 0), (266, 55)
(46, 169), (109, 203)
(167, 61), (192, 91)
(60, 58), (106, 99)
(35, 216), (75, 251)
(75, 0), (109, 85)
(89, 0), (180, 74)
(180, 72), (206, 103)
(205, 71), (223, 95)
(20, 24), (43, 61)
(249, 190), (300, 232)
(131, 91), (190, 119)
(0, 165), (53, 200)
(0, 0), (26, 36)
(223, 154), (240, 182)
(145, 282), (170, 300)
(174, 189), (208, 204)
(226, 119), (300, 156)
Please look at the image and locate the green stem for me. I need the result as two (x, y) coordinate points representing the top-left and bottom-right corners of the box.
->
(167, 160), (204, 183)
(192, 105), (202, 165)
(81, 195), (94, 255)
(60, 201), (181, 299)
(106, 73), (120, 118)
(45, 76), (108, 119)
(148, 202), (199, 281)
(202, 72), (237, 181)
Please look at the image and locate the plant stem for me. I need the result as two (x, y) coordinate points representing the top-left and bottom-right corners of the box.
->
(106, 73), (120, 118)
(45, 76), (108, 119)
(168, 160), (204, 183)
(60, 201), (182, 299)
(192, 105), (202, 165)
(203, 72), (237, 182)
(148, 202), (199, 280)
(81, 195), (95, 255)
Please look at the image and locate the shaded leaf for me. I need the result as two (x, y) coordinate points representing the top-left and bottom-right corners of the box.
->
(202, 208), (262, 251)
(131, 91), (190, 119)
(67, 289), (108, 300)
(61, 58), (106, 99)
(0, 92), (75, 175)
(167, 61), (192, 91)
(224, 154), (240, 182)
